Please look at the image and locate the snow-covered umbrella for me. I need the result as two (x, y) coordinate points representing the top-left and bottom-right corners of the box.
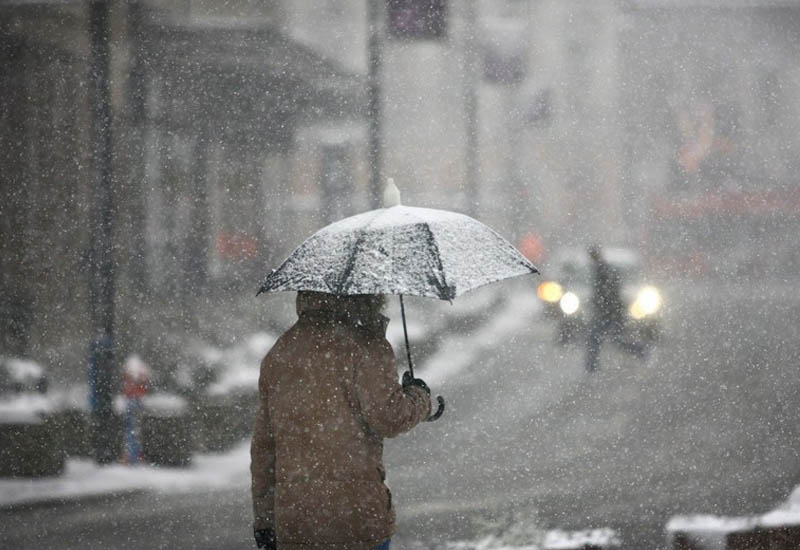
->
(257, 179), (539, 420)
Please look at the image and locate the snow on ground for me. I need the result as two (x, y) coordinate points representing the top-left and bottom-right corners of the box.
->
(7, 282), (800, 548)
(0, 393), (55, 424)
(0, 441), (251, 509)
(444, 526), (620, 550)
(424, 282), (540, 387)
(666, 483), (800, 547)
(0, 284), (525, 510)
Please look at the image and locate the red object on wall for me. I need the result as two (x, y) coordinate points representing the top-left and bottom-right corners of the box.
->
(217, 231), (259, 261)
(519, 232), (546, 264)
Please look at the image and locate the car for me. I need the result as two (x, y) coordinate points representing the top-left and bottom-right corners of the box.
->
(536, 247), (664, 350)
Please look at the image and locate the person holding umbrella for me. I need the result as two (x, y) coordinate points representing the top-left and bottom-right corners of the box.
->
(252, 180), (537, 548)
(250, 291), (432, 549)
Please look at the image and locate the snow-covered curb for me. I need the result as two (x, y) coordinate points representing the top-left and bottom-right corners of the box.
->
(0, 441), (250, 509)
(445, 528), (620, 550)
(0, 288), (516, 510)
(667, 484), (800, 548)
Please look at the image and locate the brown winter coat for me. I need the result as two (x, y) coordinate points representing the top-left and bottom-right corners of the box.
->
(251, 292), (432, 549)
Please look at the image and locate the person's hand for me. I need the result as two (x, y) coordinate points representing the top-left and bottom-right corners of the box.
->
(402, 370), (430, 395)
(254, 528), (276, 550)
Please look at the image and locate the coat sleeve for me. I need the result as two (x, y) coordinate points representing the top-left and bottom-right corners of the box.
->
(250, 356), (276, 531)
(354, 338), (432, 439)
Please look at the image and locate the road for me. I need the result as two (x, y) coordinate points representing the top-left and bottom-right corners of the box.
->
(3, 279), (800, 549)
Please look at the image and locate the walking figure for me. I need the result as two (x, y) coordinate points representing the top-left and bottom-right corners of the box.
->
(585, 244), (640, 372)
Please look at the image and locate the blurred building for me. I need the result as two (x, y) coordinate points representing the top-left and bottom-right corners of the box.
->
(617, 0), (800, 276)
(3, 0), (800, 376)
(0, 0), (364, 373)
(518, 0), (624, 248)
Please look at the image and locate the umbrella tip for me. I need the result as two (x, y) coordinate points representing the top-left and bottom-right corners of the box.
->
(383, 178), (401, 208)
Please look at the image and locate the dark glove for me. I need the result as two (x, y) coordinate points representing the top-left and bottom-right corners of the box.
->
(254, 528), (276, 550)
(402, 370), (430, 395)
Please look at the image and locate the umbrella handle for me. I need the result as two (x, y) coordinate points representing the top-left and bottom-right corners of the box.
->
(399, 295), (444, 422)
(427, 395), (445, 422)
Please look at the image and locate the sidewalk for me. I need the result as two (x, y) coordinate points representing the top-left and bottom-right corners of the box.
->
(0, 283), (518, 511)
(0, 441), (251, 511)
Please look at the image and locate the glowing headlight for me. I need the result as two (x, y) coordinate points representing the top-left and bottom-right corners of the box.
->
(629, 286), (662, 320)
(538, 281), (564, 303)
(559, 292), (580, 315)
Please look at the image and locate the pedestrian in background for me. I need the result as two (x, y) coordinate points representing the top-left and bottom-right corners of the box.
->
(585, 244), (625, 372)
(250, 291), (432, 550)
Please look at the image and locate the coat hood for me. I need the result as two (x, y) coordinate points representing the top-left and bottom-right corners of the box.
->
(296, 291), (389, 337)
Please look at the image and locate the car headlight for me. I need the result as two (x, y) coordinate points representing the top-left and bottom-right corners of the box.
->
(559, 292), (580, 315)
(629, 286), (662, 320)
(538, 281), (564, 303)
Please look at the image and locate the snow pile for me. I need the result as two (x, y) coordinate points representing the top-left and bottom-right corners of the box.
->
(445, 527), (620, 550)
(2, 357), (44, 385)
(543, 528), (620, 549)
(141, 393), (189, 417)
(0, 441), (251, 508)
(667, 486), (800, 547)
(761, 484), (800, 527)
(0, 356), (53, 423)
(0, 393), (53, 424)
(444, 516), (546, 550)
(446, 535), (541, 550)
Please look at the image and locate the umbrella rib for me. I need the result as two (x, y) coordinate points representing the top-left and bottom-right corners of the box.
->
(335, 209), (385, 294)
(419, 222), (454, 300)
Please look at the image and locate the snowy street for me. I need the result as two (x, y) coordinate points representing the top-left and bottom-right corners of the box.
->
(389, 279), (800, 548)
(3, 279), (800, 549)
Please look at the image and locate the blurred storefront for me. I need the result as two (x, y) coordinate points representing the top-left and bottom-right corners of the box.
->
(0, 1), (364, 373)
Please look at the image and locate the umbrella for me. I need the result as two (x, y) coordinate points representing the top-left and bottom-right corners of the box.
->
(257, 180), (539, 420)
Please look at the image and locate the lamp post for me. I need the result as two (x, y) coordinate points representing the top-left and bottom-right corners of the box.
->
(87, 0), (117, 465)
(463, 0), (479, 218)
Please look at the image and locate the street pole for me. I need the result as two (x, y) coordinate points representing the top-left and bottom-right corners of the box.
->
(87, 0), (118, 465)
(367, 0), (383, 208)
(127, 0), (148, 295)
(463, 0), (479, 218)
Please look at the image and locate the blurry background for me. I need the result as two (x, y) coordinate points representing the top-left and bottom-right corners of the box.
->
(3, 0), (800, 383)
(3, 2), (800, 548)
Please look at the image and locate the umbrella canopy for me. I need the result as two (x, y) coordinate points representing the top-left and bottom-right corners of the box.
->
(257, 205), (538, 300)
